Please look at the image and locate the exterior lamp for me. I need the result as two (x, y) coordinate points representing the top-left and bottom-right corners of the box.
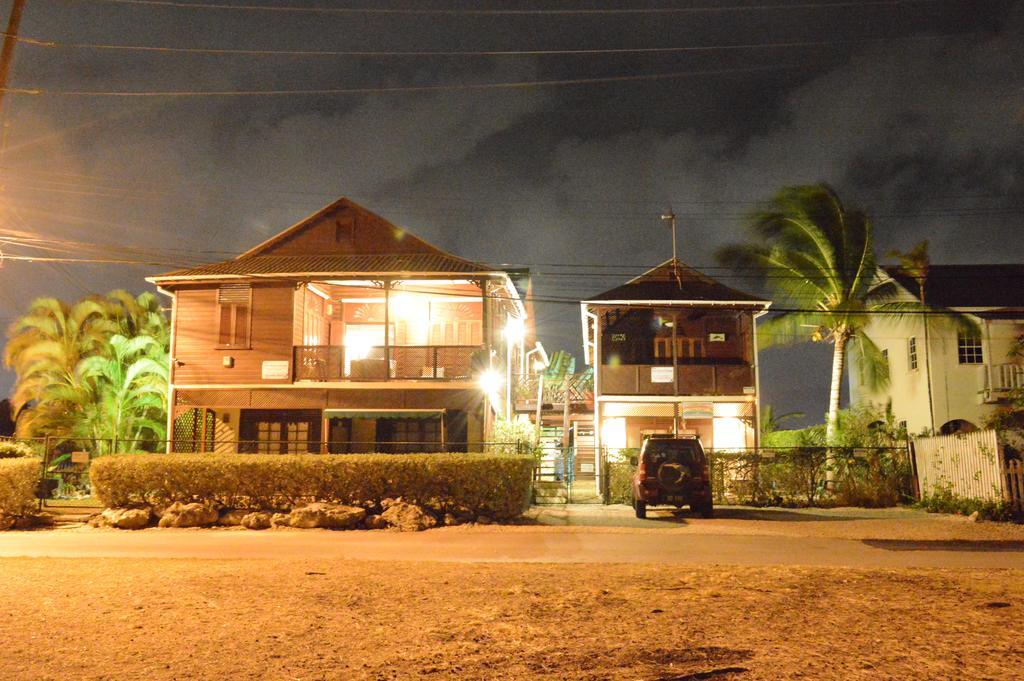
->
(478, 369), (503, 396)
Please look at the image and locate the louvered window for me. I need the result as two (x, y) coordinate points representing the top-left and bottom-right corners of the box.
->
(217, 285), (251, 348)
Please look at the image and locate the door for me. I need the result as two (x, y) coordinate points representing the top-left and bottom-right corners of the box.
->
(239, 409), (322, 453)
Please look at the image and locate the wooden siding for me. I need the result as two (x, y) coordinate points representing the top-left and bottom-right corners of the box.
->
(172, 283), (295, 385)
(176, 387), (484, 411)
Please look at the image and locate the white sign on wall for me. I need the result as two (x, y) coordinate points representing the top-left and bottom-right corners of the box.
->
(261, 360), (290, 380)
(650, 366), (674, 383)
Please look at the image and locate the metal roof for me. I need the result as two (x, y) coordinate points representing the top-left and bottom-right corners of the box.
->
(151, 253), (497, 281)
(883, 264), (1024, 310)
(585, 259), (769, 306)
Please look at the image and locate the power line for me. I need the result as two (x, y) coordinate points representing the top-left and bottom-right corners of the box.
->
(3, 30), (969, 58)
(86, 0), (948, 17)
(0, 62), (800, 97)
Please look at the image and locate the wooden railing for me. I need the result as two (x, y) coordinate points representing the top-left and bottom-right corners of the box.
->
(598, 363), (754, 397)
(294, 345), (479, 382)
(990, 363), (1024, 393)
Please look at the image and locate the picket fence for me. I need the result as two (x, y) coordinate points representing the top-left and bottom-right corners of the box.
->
(913, 429), (1024, 511)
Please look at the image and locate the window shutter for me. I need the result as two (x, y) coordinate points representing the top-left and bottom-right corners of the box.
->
(218, 284), (251, 304)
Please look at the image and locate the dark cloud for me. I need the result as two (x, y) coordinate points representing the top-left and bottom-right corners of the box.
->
(0, 0), (1021, 424)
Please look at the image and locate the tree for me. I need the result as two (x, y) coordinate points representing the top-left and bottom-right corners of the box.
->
(717, 184), (908, 445)
(5, 291), (169, 451)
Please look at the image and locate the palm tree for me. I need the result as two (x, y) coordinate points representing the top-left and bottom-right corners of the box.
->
(888, 241), (936, 433)
(717, 184), (907, 445)
(5, 291), (170, 450)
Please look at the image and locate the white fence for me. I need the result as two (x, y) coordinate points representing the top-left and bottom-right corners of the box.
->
(912, 430), (1005, 501)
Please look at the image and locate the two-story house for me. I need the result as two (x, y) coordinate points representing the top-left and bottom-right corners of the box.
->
(148, 197), (526, 454)
(580, 259), (771, 468)
(850, 264), (1024, 435)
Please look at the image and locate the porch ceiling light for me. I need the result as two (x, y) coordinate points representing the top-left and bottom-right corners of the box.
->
(478, 369), (503, 395)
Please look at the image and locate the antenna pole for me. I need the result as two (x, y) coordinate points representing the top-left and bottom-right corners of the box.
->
(661, 211), (680, 284)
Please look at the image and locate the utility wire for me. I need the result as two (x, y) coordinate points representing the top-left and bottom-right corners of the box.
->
(2, 30), (969, 58)
(0, 63), (800, 96)
(87, 0), (948, 16)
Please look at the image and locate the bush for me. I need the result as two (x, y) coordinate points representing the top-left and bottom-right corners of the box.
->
(91, 453), (535, 519)
(0, 441), (35, 459)
(918, 486), (1013, 522)
(0, 458), (40, 516)
(604, 460), (635, 505)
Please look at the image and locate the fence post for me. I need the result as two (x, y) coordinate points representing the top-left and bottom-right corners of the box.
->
(37, 435), (51, 511)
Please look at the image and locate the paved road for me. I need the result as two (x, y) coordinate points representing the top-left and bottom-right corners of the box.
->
(2, 527), (1023, 568)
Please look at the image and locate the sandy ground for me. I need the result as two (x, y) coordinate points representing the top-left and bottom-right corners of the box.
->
(0, 558), (1020, 680)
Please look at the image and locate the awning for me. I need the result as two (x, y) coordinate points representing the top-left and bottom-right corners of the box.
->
(324, 409), (443, 420)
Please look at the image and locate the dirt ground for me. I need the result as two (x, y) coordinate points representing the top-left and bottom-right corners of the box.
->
(1, 557), (1021, 681)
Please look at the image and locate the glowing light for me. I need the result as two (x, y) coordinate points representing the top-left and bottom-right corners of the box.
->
(601, 417), (627, 450)
(390, 293), (428, 321)
(344, 330), (375, 360)
(478, 369), (504, 395)
(504, 317), (525, 345)
(713, 417), (747, 451)
(533, 359), (546, 372)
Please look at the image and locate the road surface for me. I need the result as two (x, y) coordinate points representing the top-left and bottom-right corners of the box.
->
(2, 525), (1023, 568)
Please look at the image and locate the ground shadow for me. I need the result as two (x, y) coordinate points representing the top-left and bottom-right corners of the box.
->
(708, 507), (858, 522)
(862, 539), (1024, 553)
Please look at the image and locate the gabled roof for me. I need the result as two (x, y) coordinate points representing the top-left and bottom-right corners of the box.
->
(584, 259), (769, 307)
(150, 197), (497, 283)
(883, 264), (1024, 310)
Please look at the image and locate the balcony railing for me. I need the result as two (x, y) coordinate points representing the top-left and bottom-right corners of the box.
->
(989, 363), (1024, 393)
(598, 363), (755, 397)
(294, 345), (479, 382)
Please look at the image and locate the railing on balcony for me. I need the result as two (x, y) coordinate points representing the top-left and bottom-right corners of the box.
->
(598, 363), (755, 396)
(294, 345), (479, 382)
(514, 373), (594, 407)
(990, 363), (1024, 393)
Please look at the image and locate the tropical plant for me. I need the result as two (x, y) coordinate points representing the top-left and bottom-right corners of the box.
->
(5, 291), (170, 452)
(717, 184), (972, 445)
(760, 404), (804, 438)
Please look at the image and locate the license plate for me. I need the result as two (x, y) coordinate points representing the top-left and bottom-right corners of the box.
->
(666, 495), (685, 503)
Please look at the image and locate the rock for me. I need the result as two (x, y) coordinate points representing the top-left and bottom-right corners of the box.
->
(157, 502), (219, 528)
(241, 512), (272, 530)
(381, 497), (400, 510)
(968, 511), (981, 523)
(218, 509), (248, 526)
(270, 512), (291, 528)
(290, 502), (366, 530)
(475, 515), (493, 525)
(0, 514), (14, 531)
(442, 513), (458, 526)
(102, 507), (152, 530)
(12, 513), (55, 530)
(364, 514), (388, 530)
(380, 501), (437, 532)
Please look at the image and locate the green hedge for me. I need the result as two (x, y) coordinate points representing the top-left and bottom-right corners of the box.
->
(0, 458), (39, 516)
(91, 453), (535, 519)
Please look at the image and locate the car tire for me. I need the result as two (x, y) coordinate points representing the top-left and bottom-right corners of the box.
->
(634, 499), (647, 519)
(693, 501), (714, 519)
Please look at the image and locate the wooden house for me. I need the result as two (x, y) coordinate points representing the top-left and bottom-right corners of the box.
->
(148, 198), (526, 453)
(580, 259), (770, 468)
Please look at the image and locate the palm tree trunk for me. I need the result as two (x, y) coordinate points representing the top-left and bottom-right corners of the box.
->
(825, 331), (849, 445)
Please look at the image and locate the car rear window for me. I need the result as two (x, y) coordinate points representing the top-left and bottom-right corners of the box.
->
(646, 440), (705, 466)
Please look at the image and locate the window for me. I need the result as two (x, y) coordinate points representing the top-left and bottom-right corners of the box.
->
(908, 337), (918, 371)
(217, 285), (251, 348)
(957, 332), (984, 365)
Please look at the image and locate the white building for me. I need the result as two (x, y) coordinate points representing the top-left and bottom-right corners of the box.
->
(849, 264), (1024, 435)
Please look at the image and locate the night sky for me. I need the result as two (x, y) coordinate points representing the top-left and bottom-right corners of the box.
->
(0, 0), (1021, 425)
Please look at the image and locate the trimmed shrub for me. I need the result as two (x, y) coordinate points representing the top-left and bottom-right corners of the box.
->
(918, 485), (1013, 522)
(91, 453), (535, 519)
(0, 441), (35, 459)
(0, 458), (40, 516)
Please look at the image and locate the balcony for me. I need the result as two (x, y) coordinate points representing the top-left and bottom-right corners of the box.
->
(984, 363), (1024, 401)
(513, 373), (594, 410)
(599, 363), (755, 397)
(294, 345), (479, 382)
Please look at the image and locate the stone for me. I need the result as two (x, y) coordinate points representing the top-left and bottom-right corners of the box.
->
(157, 502), (219, 528)
(270, 512), (291, 528)
(290, 502), (366, 530)
(218, 509), (248, 526)
(381, 497), (400, 510)
(442, 513), (458, 526)
(241, 512), (272, 530)
(968, 510), (981, 522)
(13, 513), (55, 530)
(380, 501), (437, 532)
(0, 514), (14, 531)
(363, 514), (388, 530)
(475, 515), (493, 525)
(102, 507), (152, 530)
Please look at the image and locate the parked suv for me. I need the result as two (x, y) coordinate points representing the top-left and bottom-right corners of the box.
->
(632, 435), (713, 519)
